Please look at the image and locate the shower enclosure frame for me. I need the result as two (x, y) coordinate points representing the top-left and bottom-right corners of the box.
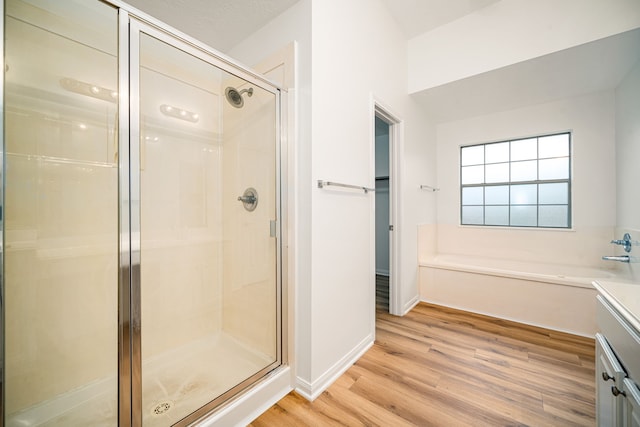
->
(1, 1), (289, 425)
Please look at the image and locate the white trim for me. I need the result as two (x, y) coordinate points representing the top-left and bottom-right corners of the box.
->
(294, 334), (374, 401)
(403, 294), (420, 315)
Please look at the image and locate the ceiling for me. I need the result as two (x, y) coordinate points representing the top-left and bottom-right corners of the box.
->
(412, 28), (640, 123)
(380, 0), (501, 39)
(124, 0), (499, 52)
(122, 1), (640, 124)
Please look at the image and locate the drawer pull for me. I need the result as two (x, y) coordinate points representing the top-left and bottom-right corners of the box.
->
(602, 372), (615, 382)
(611, 386), (626, 397)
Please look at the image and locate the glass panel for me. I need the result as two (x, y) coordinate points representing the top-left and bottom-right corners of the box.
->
(485, 142), (509, 163)
(139, 34), (278, 425)
(539, 158), (569, 180)
(485, 185), (509, 205)
(539, 134), (569, 158)
(485, 162), (509, 183)
(511, 206), (537, 227)
(462, 187), (483, 205)
(461, 145), (484, 166)
(4, 0), (119, 425)
(510, 138), (537, 161)
(461, 165), (484, 184)
(485, 206), (509, 226)
(510, 184), (537, 205)
(539, 206), (569, 227)
(462, 206), (484, 225)
(539, 182), (569, 204)
(511, 160), (537, 182)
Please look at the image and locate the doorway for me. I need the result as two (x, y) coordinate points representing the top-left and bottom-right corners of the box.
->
(375, 116), (391, 312)
(373, 105), (400, 316)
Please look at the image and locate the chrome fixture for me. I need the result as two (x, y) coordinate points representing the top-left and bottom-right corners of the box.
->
(225, 86), (253, 108)
(60, 77), (118, 103)
(159, 104), (199, 123)
(602, 255), (630, 263)
(238, 187), (258, 211)
(317, 180), (375, 194)
(611, 233), (633, 253)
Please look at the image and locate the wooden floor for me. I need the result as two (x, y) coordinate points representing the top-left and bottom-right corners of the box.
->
(249, 302), (596, 427)
(375, 274), (389, 311)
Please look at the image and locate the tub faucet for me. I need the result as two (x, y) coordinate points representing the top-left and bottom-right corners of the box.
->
(602, 255), (630, 263)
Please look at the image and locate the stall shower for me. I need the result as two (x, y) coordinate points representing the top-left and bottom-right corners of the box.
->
(2, 0), (283, 425)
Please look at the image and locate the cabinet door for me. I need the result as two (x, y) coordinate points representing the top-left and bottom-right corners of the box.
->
(624, 378), (640, 427)
(596, 333), (626, 426)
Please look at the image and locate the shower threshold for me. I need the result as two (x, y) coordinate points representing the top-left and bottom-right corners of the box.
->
(7, 333), (273, 427)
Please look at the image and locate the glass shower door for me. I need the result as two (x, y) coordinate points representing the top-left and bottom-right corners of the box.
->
(136, 28), (280, 426)
(3, 0), (119, 425)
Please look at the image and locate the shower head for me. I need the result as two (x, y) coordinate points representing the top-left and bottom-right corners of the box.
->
(225, 86), (253, 108)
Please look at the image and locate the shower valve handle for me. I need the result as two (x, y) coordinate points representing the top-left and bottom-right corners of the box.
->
(237, 195), (256, 204)
(237, 187), (258, 212)
(610, 233), (632, 253)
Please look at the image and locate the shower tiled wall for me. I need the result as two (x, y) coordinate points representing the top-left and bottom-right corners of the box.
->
(4, 105), (119, 412)
(221, 77), (278, 360)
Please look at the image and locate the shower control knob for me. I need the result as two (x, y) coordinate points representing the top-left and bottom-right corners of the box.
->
(610, 233), (632, 253)
(237, 187), (258, 212)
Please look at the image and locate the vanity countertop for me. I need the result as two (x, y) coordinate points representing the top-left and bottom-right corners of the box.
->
(593, 280), (640, 333)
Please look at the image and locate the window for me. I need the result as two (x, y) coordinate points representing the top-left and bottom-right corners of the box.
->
(460, 132), (571, 228)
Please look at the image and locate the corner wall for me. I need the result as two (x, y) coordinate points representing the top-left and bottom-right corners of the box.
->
(615, 60), (640, 282)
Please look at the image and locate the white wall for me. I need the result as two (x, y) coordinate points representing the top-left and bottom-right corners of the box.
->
(408, 0), (640, 93)
(615, 60), (640, 282)
(232, 0), (437, 399)
(430, 90), (616, 267)
(308, 0), (436, 397)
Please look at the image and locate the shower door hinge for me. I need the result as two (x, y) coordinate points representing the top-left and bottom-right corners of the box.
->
(270, 220), (278, 238)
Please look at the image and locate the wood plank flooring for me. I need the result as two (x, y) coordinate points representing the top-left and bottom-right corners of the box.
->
(249, 302), (596, 426)
(375, 274), (389, 312)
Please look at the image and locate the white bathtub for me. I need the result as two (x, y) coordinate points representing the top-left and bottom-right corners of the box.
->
(419, 254), (622, 337)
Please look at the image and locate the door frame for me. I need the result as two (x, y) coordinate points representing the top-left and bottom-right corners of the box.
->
(371, 98), (402, 316)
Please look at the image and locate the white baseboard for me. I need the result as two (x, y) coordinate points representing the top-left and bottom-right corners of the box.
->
(294, 334), (374, 401)
(402, 294), (420, 315)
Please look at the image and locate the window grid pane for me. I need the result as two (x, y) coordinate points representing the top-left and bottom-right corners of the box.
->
(460, 132), (571, 228)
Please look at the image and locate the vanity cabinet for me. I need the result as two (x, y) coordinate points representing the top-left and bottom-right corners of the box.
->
(623, 378), (640, 427)
(596, 293), (640, 427)
(596, 333), (625, 425)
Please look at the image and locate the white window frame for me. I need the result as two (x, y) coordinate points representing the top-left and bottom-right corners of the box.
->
(460, 132), (572, 229)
